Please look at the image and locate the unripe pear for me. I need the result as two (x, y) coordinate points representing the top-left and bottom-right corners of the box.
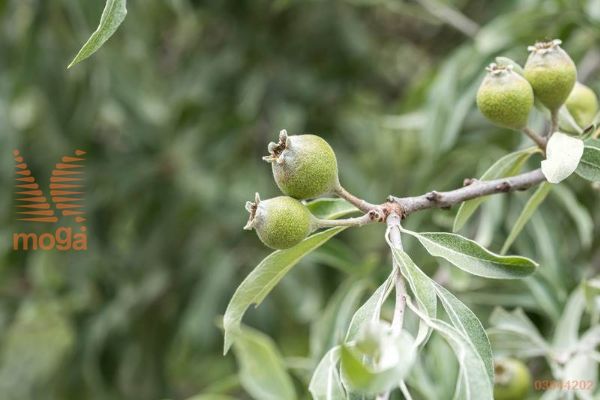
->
(244, 193), (314, 250)
(524, 39), (577, 111)
(476, 64), (534, 129)
(566, 82), (598, 129)
(263, 130), (339, 199)
(493, 358), (531, 400)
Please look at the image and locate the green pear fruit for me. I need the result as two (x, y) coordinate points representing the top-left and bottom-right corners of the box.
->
(264, 130), (339, 199)
(244, 193), (314, 249)
(477, 63), (534, 129)
(566, 81), (598, 129)
(524, 39), (577, 112)
(493, 358), (532, 400)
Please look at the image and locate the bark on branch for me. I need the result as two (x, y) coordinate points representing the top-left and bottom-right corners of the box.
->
(390, 168), (546, 217)
(326, 168), (546, 226)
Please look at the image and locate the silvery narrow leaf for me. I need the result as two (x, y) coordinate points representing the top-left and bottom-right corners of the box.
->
(500, 182), (552, 254)
(563, 354), (597, 399)
(487, 307), (550, 358)
(68, 0), (127, 68)
(310, 280), (367, 360)
(390, 248), (436, 346)
(223, 227), (346, 354)
(553, 288), (586, 350)
(583, 277), (600, 312)
(541, 132), (584, 184)
(433, 282), (493, 381)
(576, 144), (600, 182)
(400, 229), (538, 279)
(309, 347), (346, 400)
(231, 326), (297, 400)
(345, 273), (395, 342)
(408, 304), (493, 399)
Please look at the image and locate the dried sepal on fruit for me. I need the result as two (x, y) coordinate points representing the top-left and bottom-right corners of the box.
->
(495, 56), (524, 75)
(476, 63), (534, 129)
(524, 39), (577, 112)
(263, 130), (339, 200)
(244, 193), (315, 250)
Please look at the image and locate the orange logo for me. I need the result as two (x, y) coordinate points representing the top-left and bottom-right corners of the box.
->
(12, 149), (88, 251)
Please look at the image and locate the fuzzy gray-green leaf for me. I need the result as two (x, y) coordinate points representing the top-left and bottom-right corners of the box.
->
(309, 347), (346, 400)
(68, 0), (127, 68)
(433, 282), (493, 382)
(488, 307), (550, 358)
(345, 273), (395, 342)
(501, 182), (552, 254)
(390, 248), (436, 345)
(408, 305), (493, 399)
(551, 185), (593, 249)
(402, 229), (538, 279)
(576, 145), (600, 182)
(231, 326), (297, 400)
(223, 227), (345, 354)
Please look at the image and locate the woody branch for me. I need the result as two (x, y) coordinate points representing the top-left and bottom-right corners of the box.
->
(332, 168), (546, 225)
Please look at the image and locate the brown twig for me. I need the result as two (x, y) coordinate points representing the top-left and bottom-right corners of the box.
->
(314, 210), (382, 228)
(522, 127), (547, 150)
(317, 169), (546, 228)
(389, 168), (546, 217)
(334, 184), (378, 213)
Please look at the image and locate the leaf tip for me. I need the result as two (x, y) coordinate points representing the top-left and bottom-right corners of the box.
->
(452, 220), (463, 233)
(223, 333), (233, 355)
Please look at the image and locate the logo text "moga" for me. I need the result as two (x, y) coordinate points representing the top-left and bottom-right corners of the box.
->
(13, 227), (87, 251)
(12, 149), (88, 251)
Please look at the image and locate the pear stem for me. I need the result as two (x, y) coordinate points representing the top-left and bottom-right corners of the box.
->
(331, 169), (546, 224)
(549, 109), (559, 137)
(334, 184), (378, 213)
(522, 126), (547, 150)
(314, 209), (382, 228)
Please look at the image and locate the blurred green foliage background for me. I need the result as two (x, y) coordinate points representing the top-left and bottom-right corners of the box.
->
(0, 0), (599, 399)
